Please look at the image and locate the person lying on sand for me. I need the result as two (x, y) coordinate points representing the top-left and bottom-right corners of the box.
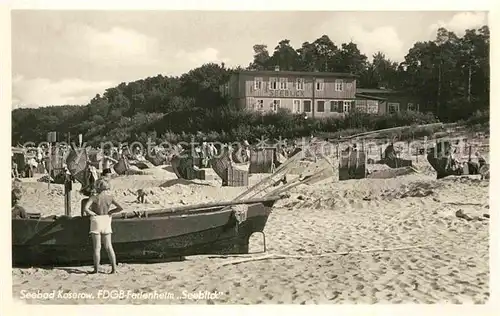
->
(83, 179), (124, 274)
(12, 188), (27, 219)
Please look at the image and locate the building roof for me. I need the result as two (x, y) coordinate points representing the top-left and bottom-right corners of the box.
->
(355, 93), (387, 101)
(356, 88), (398, 94)
(235, 70), (358, 78)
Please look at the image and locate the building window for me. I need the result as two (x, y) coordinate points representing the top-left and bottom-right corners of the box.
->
(366, 100), (379, 114)
(388, 102), (400, 114)
(330, 100), (339, 112)
(303, 100), (312, 112)
(254, 77), (263, 90)
(316, 79), (324, 91)
(296, 78), (304, 90)
(279, 78), (288, 90)
(269, 78), (278, 90)
(272, 99), (281, 112)
(407, 103), (419, 112)
(355, 100), (367, 112)
(343, 100), (351, 113)
(317, 100), (325, 112)
(293, 100), (301, 113)
(219, 84), (229, 95)
(335, 79), (343, 92)
(256, 99), (264, 110)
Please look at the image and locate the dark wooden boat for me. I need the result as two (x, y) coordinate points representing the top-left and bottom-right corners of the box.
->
(12, 196), (279, 267)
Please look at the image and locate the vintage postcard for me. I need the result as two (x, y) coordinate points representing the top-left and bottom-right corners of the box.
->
(2, 1), (495, 314)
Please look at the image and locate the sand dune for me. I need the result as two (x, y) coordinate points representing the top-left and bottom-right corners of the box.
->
(12, 154), (489, 304)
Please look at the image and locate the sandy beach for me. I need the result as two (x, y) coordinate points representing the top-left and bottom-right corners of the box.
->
(12, 150), (490, 304)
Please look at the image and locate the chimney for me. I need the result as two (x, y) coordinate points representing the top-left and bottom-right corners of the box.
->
(274, 65), (280, 71)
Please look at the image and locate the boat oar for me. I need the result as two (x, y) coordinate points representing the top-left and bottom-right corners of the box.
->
(112, 196), (282, 218)
(232, 148), (303, 201)
(264, 164), (334, 197)
(246, 157), (332, 199)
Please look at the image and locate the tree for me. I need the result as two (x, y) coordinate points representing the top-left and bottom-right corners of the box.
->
(296, 35), (338, 72)
(359, 52), (398, 88)
(248, 44), (271, 70)
(269, 39), (300, 71)
(335, 42), (368, 75)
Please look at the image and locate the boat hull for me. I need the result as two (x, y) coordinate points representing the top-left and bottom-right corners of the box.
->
(12, 201), (274, 267)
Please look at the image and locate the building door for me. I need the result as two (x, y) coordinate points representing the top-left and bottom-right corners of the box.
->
(293, 100), (301, 113)
(303, 100), (312, 113)
(272, 99), (281, 112)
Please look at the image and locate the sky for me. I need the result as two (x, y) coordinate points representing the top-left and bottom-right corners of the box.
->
(11, 10), (489, 108)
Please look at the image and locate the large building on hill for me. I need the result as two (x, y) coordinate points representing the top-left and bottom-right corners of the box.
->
(221, 68), (420, 118)
(221, 68), (358, 118)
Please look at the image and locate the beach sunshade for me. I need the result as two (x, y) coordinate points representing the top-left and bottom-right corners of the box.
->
(211, 149), (232, 182)
(339, 150), (367, 181)
(66, 148), (88, 183)
(171, 150), (198, 180)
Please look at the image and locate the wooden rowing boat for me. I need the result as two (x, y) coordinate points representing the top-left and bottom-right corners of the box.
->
(12, 196), (280, 267)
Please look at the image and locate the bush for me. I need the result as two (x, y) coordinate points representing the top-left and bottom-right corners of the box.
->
(151, 109), (439, 144)
(465, 110), (489, 127)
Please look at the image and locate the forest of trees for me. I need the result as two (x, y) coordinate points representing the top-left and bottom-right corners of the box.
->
(12, 26), (490, 145)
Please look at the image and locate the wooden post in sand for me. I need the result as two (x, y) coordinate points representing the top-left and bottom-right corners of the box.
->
(47, 132), (57, 190)
(48, 143), (51, 190)
(64, 172), (72, 216)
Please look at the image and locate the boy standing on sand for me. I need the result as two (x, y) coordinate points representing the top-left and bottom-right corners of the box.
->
(83, 179), (124, 274)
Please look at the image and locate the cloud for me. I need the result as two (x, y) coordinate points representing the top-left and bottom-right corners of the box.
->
(67, 25), (161, 65)
(347, 25), (404, 62)
(315, 17), (405, 62)
(12, 44), (231, 108)
(64, 25), (231, 72)
(428, 12), (488, 36)
(12, 75), (115, 108)
(175, 47), (230, 69)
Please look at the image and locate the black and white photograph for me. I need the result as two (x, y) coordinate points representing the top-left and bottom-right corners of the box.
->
(5, 4), (493, 308)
